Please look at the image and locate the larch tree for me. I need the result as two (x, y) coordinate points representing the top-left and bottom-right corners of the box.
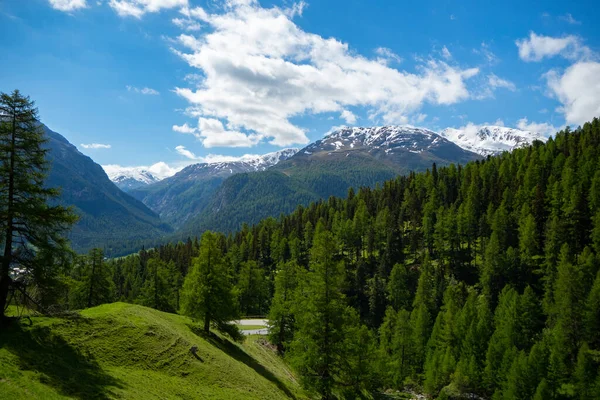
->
(288, 224), (349, 399)
(180, 231), (238, 334)
(0, 90), (77, 324)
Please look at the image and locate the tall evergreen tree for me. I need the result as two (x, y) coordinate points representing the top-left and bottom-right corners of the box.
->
(0, 90), (76, 322)
(180, 231), (238, 333)
(288, 225), (349, 399)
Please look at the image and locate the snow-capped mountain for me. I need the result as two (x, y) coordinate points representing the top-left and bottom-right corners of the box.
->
(440, 125), (545, 156)
(105, 149), (298, 192)
(103, 164), (169, 192)
(304, 126), (448, 155)
(283, 126), (481, 171)
(128, 148), (299, 228)
(180, 148), (299, 180)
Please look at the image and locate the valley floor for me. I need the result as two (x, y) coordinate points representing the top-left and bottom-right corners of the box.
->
(0, 303), (305, 399)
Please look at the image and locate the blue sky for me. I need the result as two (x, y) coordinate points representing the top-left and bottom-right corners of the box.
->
(1, 0), (599, 177)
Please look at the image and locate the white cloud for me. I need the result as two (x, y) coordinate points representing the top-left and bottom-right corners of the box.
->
(126, 85), (160, 95)
(172, 17), (201, 31)
(516, 117), (559, 136)
(174, 145), (265, 164)
(175, 145), (200, 160)
(559, 13), (581, 25)
(473, 74), (516, 100)
(109, 0), (187, 18)
(172, 122), (197, 134)
(375, 47), (402, 64)
(487, 73), (516, 91)
(103, 162), (181, 180)
(48, 0), (87, 11)
(473, 42), (499, 65)
(340, 110), (357, 124)
(170, 1), (480, 147)
(81, 143), (111, 149)
(441, 46), (452, 60)
(516, 32), (591, 62)
(175, 118), (260, 148)
(545, 61), (600, 126)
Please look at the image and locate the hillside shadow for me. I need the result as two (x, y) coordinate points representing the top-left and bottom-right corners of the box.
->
(189, 325), (296, 399)
(0, 322), (122, 399)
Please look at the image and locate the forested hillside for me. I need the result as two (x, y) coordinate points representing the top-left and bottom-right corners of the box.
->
(43, 125), (172, 254)
(67, 118), (600, 399)
(180, 127), (481, 236)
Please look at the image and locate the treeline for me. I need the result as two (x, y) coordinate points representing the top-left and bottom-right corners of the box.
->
(62, 118), (600, 399)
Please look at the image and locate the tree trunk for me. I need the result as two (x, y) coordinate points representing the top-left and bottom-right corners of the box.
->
(87, 254), (97, 308)
(203, 313), (210, 333)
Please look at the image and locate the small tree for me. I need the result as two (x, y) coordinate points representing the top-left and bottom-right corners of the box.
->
(180, 231), (238, 333)
(268, 260), (302, 353)
(0, 90), (77, 323)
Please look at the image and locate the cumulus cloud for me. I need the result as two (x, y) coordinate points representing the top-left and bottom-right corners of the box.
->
(516, 117), (559, 136)
(172, 122), (197, 134)
(126, 85), (160, 95)
(545, 62), (600, 126)
(109, 0), (187, 18)
(169, 1), (480, 147)
(48, 0), (87, 11)
(340, 110), (357, 124)
(174, 118), (260, 148)
(81, 143), (111, 149)
(516, 32), (591, 62)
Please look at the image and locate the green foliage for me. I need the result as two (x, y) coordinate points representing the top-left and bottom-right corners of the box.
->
(0, 90), (77, 320)
(180, 232), (239, 334)
(57, 118), (600, 398)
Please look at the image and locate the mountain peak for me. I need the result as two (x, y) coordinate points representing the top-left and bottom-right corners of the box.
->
(305, 125), (444, 155)
(440, 125), (544, 156)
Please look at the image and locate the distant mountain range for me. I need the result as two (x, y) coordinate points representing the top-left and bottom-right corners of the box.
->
(128, 149), (299, 229)
(43, 125), (171, 254)
(45, 122), (543, 254)
(177, 126), (482, 235)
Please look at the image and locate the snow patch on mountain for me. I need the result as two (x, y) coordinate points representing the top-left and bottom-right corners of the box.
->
(440, 125), (545, 156)
(310, 126), (447, 154)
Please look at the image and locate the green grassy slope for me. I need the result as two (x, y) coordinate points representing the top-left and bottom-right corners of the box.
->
(0, 303), (305, 400)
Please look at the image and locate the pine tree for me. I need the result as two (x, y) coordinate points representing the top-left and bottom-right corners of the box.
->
(0, 90), (77, 322)
(180, 231), (238, 334)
